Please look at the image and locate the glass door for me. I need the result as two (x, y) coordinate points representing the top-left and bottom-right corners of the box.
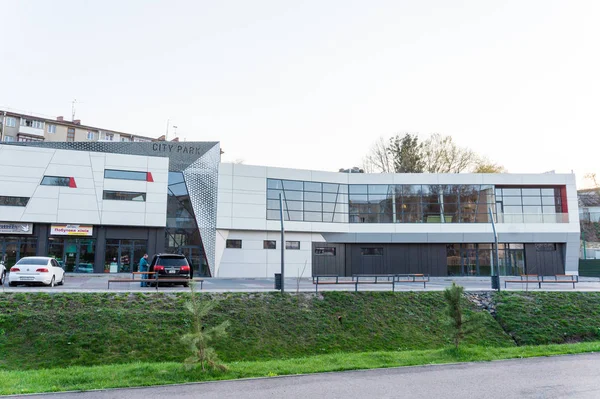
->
(507, 249), (526, 276)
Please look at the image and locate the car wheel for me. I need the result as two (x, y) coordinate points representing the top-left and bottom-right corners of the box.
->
(58, 274), (65, 286)
(9, 281), (17, 287)
(48, 276), (55, 287)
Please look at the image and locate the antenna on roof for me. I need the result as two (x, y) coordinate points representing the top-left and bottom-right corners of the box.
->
(71, 99), (77, 121)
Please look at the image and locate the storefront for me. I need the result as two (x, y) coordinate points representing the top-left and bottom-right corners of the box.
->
(0, 222), (37, 267)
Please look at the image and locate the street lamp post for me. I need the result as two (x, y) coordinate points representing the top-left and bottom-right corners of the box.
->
(489, 207), (501, 291)
(279, 193), (285, 293)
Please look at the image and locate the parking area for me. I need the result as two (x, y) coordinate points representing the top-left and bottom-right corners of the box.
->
(2, 274), (600, 293)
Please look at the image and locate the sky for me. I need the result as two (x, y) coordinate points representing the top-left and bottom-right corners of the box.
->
(1, 0), (598, 188)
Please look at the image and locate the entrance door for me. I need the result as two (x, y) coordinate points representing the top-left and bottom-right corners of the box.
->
(507, 249), (526, 275)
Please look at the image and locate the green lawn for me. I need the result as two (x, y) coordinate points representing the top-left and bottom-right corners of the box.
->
(1, 343), (599, 395)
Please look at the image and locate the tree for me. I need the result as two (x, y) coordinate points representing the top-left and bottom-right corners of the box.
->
(443, 282), (486, 349)
(585, 173), (599, 188)
(421, 133), (476, 173)
(362, 136), (393, 173)
(472, 157), (507, 173)
(180, 282), (231, 371)
(388, 133), (424, 173)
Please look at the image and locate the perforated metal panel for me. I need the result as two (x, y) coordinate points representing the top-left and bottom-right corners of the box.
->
(4, 141), (220, 275)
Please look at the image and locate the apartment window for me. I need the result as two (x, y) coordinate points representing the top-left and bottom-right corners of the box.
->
(286, 241), (300, 250)
(3, 136), (15, 142)
(41, 176), (72, 187)
(103, 132), (114, 141)
(104, 169), (147, 181)
(17, 136), (43, 142)
(20, 118), (44, 129)
(120, 137), (131, 142)
(226, 239), (242, 249)
(87, 131), (97, 140)
(67, 128), (75, 142)
(263, 240), (276, 249)
(315, 247), (336, 256)
(102, 190), (146, 202)
(0, 196), (29, 207)
(47, 124), (56, 134)
(5, 117), (16, 128)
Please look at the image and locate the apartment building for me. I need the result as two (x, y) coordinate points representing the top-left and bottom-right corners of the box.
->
(0, 110), (154, 143)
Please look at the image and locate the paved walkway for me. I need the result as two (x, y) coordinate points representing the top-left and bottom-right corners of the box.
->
(3, 274), (600, 293)
(8, 353), (600, 398)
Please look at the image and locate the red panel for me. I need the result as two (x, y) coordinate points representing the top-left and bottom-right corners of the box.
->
(560, 186), (568, 213)
(147, 172), (154, 182)
(69, 177), (77, 188)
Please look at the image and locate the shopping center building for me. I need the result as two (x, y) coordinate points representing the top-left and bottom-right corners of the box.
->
(0, 141), (580, 277)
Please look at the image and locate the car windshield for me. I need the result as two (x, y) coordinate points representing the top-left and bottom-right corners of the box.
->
(16, 258), (48, 265)
(156, 257), (188, 267)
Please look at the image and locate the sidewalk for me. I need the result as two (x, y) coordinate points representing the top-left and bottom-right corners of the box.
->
(2, 274), (600, 293)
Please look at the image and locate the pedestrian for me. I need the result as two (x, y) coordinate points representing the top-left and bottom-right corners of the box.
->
(139, 253), (149, 287)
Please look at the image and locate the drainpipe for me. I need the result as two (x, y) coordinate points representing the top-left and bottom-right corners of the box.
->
(0, 111), (6, 142)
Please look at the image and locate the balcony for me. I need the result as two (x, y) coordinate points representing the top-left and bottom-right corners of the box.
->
(498, 213), (570, 223)
(18, 125), (44, 137)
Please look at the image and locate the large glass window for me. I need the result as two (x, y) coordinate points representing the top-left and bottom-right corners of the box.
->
(41, 176), (71, 187)
(496, 186), (564, 223)
(0, 196), (29, 207)
(104, 169), (148, 181)
(47, 237), (96, 272)
(0, 237), (37, 268)
(104, 239), (147, 273)
(103, 191), (146, 201)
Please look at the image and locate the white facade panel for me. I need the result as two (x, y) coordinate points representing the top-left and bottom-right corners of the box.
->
(57, 194), (99, 211)
(57, 209), (101, 224)
(101, 212), (146, 226)
(103, 179), (147, 192)
(105, 153), (148, 169)
(23, 198), (59, 215)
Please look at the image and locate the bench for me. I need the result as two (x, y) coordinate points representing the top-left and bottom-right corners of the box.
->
(313, 275), (358, 293)
(541, 274), (579, 289)
(108, 271), (204, 290)
(393, 274), (429, 289)
(353, 274), (396, 292)
(504, 274), (542, 289)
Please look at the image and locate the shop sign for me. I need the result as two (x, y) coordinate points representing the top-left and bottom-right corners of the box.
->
(0, 222), (33, 235)
(50, 225), (93, 236)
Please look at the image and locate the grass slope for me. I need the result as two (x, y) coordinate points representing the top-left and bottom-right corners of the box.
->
(0, 291), (513, 370)
(494, 292), (600, 345)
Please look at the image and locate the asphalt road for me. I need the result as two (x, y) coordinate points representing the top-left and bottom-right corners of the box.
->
(10, 353), (600, 399)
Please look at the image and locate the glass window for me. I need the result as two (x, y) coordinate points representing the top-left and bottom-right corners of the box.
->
(323, 183), (341, 193)
(322, 193), (338, 203)
(226, 239), (242, 249)
(267, 210), (282, 220)
(287, 211), (303, 221)
(67, 128), (75, 142)
(368, 185), (389, 194)
(323, 212), (335, 222)
(284, 190), (303, 201)
(286, 241), (300, 249)
(104, 169), (147, 181)
(541, 188), (558, 196)
(263, 240), (276, 249)
(282, 180), (303, 191)
(87, 131), (96, 140)
(522, 196), (542, 206)
(304, 211), (322, 222)
(103, 191), (146, 201)
(267, 189), (283, 200)
(501, 188), (521, 196)
(304, 191), (322, 202)
(522, 188), (541, 196)
(267, 179), (283, 189)
(333, 213), (347, 223)
(502, 196), (523, 206)
(349, 185), (368, 194)
(542, 196), (559, 206)
(47, 124), (56, 134)
(41, 176), (71, 187)
(323, 203), (336, 212)
(361, 248), (383, 256)
(0, 196), (29, 207)
(315, 247), (336, 256)
(304, 202), (322, 212)
(304, 182), (322, 192)
(5, 117), (16, 127)
(349, 194), (368, 204)
(285, 200), (303, 211)
(267, 200), (281, 210)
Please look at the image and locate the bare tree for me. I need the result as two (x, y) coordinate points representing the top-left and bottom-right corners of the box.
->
(584, 173), (599, 188)
(421, 133), (476, 173)
(388, 133), (424, 173)
(362, 136), (393, 173)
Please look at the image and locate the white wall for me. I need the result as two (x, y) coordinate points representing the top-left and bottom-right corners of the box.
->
(0, 145), (168, 227)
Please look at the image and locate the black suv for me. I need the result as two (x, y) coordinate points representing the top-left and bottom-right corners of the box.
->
(148, 254), (193, 286)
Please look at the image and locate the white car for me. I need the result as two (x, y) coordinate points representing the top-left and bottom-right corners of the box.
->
(8, 257), (65, 287)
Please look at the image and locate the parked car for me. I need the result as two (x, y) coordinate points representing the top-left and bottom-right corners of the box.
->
(0, 260), (6, 285)
(148, 254), (192, 286)
(75, 263), (94, 273)
(8, 257), (65, 287)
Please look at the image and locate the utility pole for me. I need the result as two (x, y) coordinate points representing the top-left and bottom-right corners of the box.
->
(489, 207), (501, 291)
(279, 193), (285, 293)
